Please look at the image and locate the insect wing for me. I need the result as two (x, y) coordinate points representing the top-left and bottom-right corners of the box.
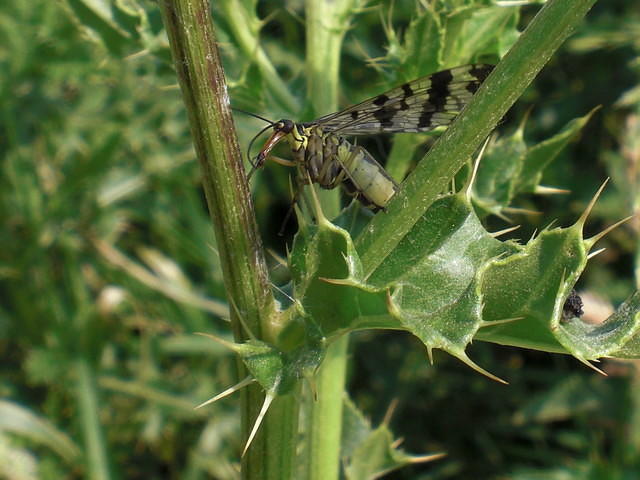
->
(314, 64), (493, 135)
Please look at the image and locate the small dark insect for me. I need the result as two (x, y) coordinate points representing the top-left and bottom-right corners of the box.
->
(562, 289), (584, 321)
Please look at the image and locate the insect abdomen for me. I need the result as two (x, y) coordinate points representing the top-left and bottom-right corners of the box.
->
(298, 126), (398, 209)
(337, 142), (398, 209)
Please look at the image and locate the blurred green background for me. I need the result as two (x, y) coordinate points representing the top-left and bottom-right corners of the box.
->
(1, 0), (639, 478)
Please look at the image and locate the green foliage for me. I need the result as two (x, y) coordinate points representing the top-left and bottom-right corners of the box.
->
(473, 107), (599, 218)
(341, 395), (441, 479)
(252, 183), (637, 392)
(3, 0), (640, 479)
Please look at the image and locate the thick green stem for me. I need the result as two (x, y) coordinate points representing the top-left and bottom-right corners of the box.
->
(304, 336), (349, 480)
(305, 0), (356, 217)
(356, 0), (598, 277)
(302, 1), (357, 479)
(159, 2), (297, 479)
(242, 391), (301, 480)
(220, 0), (299, 113)
(305, 0), (355, 117)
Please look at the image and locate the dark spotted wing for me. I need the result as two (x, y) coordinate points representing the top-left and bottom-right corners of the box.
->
(312, 64), (493, 135)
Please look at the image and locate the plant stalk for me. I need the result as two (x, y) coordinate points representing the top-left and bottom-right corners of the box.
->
(303, 1), (358, 479)
(219, 0), (299, 114)
(305, 0), (357, 217)
(304, 336), (349, 480)
(159, 1), (297, 478)
(76, 358), (111, 480)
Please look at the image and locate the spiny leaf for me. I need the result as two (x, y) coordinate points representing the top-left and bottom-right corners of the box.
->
(341, 396), (444, 480)
(289, 190), (516, 378)
(286, 182), (640, 381)
(472, 108), (598, 218)
(477, 185), (640, 359)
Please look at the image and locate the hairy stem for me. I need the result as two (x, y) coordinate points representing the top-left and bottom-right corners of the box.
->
(159, 2), (298, 478)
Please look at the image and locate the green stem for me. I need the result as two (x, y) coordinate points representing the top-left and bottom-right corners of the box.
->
(303, 1), (357, 479)
(220, 0), (299, 113)
(356, 0), (598, 277)
(76, 358), (111, 480)
(241, 390), (301, 480)
(159, 2), (296, 479)
(305, 336), (349, 480)
(305, 0), (355, 117)
(305, 0), (356, 218)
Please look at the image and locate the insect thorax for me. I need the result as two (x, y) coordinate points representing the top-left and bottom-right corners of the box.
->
(290, 125), (398, 209)
(289, 125), (346, 189)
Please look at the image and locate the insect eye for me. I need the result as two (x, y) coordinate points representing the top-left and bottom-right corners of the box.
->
(277, 119), (293, 133)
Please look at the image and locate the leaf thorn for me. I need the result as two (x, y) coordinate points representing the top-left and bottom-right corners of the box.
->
(408, 452), (448, 464)
(535, 185), (570, 195)
(242, 390), (277, 457)
(587, 247), (606, 260)
(490, 225), (521, 238)
(576, 178), (609, 230)
(503, 206), (542, 216)
(585, 215), (634, 249)
(382, 398), (399, 426)
(194, 331), (240, 351)
(318, 276), (351, 285)
(457, 351), (508, 384)
(195, 376), (255, 409)
(465, 134), (492, 200)
(575, 356), (608, 376)
(480, 317), (524, 328)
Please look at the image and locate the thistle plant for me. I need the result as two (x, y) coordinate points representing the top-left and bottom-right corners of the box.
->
(3, 0), (640, 479)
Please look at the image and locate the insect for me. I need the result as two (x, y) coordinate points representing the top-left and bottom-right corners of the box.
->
(562, 289), (584, 321)
(248, 64), (494, 210)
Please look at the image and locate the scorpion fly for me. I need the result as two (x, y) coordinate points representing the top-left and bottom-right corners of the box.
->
(247, 64), (493, 211)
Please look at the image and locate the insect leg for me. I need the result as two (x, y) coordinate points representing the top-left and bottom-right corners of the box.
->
(247, 154), (295, 181)
(269, 155), (296, 167)
(278, 193), (298, 236)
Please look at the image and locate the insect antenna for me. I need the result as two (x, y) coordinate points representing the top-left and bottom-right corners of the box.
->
(231, 108), (276, 179)
(231, 107), (274, 125)
(246, 123), (275, 179)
